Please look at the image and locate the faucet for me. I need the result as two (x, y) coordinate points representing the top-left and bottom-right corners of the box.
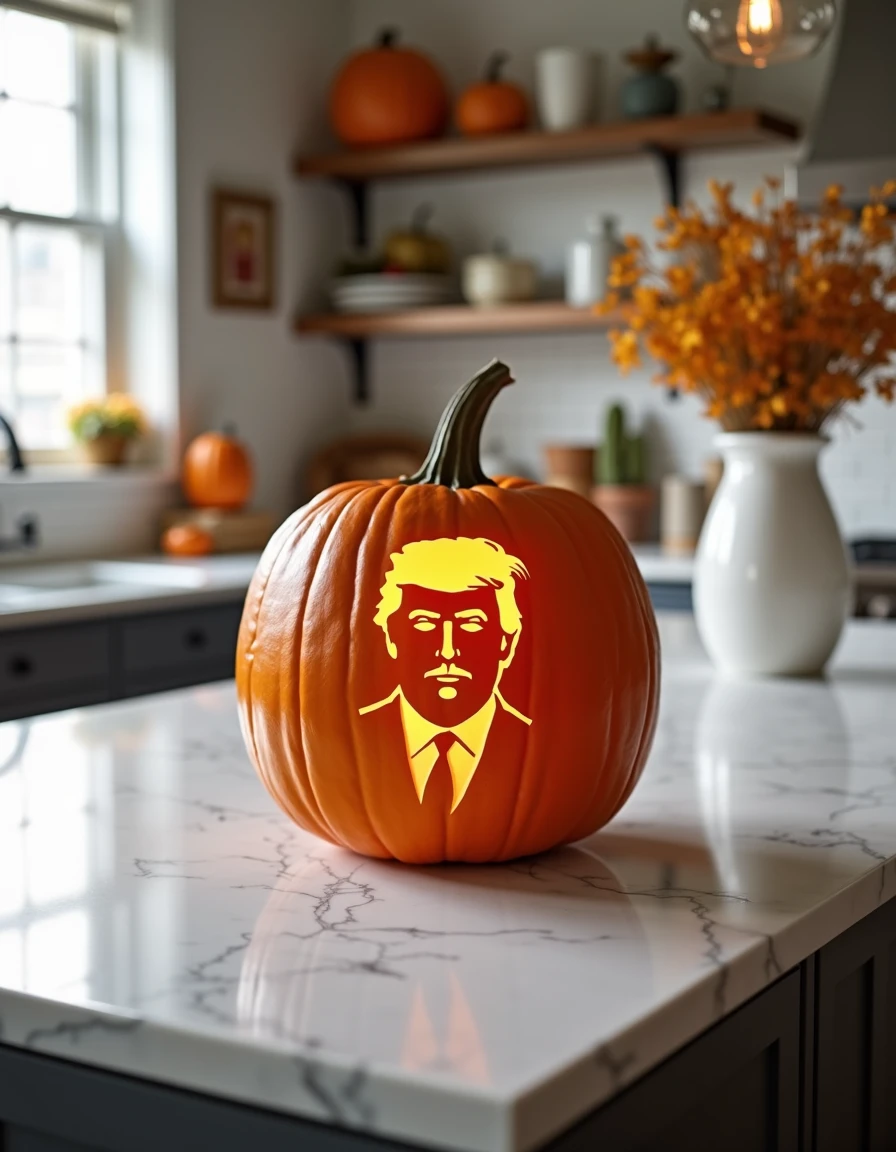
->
(0, 411), (25, 472)
(0, 410), (38, 552)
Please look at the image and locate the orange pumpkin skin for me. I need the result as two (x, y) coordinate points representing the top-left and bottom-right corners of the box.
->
(236, 365), (659, 865)
(330, 29), (449, 147)
(183, 431), (253, 511)
(456, 52), (530, 136)
(161, 524), (214, 557)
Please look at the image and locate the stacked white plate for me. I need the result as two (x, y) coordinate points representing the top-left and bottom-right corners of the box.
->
(330, 274), (456, 313)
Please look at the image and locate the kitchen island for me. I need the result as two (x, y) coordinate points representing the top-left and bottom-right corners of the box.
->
(0, 614), (894, 1152)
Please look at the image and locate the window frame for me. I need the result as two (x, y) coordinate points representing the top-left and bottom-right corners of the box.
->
(0, 4), (122, 461)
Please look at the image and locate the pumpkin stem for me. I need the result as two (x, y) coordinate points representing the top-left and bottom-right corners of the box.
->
(485, 51), (509, 83)
(403, 359), (513, 489)
(378, 28), (399, 48)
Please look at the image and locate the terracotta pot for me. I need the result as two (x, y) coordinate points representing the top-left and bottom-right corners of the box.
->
(592, 484), (656, 543)
(81, 433), (129, 466)
(543, 444), (595, 500)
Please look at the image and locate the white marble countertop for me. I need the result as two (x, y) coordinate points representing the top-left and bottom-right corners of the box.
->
(0, 553), (260, 630)
(1, 616), (896, 1152)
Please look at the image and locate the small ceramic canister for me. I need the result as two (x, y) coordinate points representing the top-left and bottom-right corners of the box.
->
(660, 474), (706, 555)
(535, 47), (596, 131)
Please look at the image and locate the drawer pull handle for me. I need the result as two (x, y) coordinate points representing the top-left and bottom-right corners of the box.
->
(184, 628), (208, 650)
(8, 655), (33, 678)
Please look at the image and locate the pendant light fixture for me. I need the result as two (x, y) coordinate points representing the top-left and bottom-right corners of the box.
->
(685, 0), (837, 68)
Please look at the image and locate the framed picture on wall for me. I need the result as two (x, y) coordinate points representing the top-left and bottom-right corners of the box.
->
(211, 188), (276, 310)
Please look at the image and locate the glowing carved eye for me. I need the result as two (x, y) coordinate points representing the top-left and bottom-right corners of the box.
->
(413, 620), (437, 632)
(459, 621), (484, 632)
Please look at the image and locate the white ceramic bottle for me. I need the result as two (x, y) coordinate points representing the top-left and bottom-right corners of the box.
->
(693, 433), (851, 677)
(565, 216), (623, 307)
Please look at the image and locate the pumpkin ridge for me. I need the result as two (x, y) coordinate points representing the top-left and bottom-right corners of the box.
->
(254, 489), (362, 844)
(600, 516), (661, 820)
(489, 486), (601, 859)
(522, 487), (627, 844)
(537, 486), (659, 833)
(295, 485), (387, 848)
(589, 500), (659, 821)
(344, 484), (410, 858)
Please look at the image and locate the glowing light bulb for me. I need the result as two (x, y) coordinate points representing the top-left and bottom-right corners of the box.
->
(736, 0), (784, 67)
(686, 0), (837, 68)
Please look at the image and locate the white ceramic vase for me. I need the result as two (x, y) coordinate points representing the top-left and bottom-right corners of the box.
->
(693, 433), (850, 677)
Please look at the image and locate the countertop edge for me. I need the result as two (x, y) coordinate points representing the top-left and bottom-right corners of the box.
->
(1, 856), (894, 1152)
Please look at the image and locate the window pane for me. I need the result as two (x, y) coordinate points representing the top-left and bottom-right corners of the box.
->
(0, 343), (10, 409)
(0, 8), (6, 100)
(0, 221), (10, 337)
(5, 11), (74, 107)
(15, 344), (83, 448)
(4, 102), (77, 216)
(15, 226), (83, 341)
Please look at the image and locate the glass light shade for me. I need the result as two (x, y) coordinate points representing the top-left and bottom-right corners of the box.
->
(685, 0), (837, 67)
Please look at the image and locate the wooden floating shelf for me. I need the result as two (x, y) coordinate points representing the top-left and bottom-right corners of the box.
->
(294, 301), (623, 339)
(295, 108), (800, 183)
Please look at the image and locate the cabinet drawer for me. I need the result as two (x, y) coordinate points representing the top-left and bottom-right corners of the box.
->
(121, 604), (242, 678)
(0, 623), (111, 700)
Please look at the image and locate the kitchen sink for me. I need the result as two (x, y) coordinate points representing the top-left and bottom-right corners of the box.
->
(0, 560), (212, 609)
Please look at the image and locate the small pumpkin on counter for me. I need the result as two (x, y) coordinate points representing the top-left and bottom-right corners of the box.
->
(383, 205), (452, 273)
(183, 429), (253, 511)
(455, 52), (530, 136)
(236, 359), (659, 865)
(161, 523), (215, 557)
(329, 28), (449, 147)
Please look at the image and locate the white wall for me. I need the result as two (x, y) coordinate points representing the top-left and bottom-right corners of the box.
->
(173, 0), (351, 520)
(341, 0), (896, 537)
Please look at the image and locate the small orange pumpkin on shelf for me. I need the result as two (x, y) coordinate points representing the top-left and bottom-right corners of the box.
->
(182, 429), (253, 511)
(329, 28), (449, 147)
(236, 360), (659, 865)
(455, 52), (530, 136)
(161, 524), (215, 557)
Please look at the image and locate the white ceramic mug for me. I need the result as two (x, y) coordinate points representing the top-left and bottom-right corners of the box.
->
(535, 48), (595, 132)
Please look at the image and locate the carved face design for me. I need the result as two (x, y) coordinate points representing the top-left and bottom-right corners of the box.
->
(387, 584), (514, 726)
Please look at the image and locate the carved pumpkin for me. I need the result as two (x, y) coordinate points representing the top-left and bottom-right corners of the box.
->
(329, 29), (449, 147)
(161, 524), (214, 557)
(236, 361), (659, 864)
(183, 430), (253, 511)
(456, 52), (530, 136)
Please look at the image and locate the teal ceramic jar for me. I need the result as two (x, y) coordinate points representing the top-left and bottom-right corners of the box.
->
(621, 34), (680, 120)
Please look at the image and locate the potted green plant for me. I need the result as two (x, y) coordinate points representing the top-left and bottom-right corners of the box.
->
(67, 393), (146, 466)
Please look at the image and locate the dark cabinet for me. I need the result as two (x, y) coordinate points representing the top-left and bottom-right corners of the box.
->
(0, 600), (244, 721)
(551, 970), (801, 1152)
(813, 896), (896, 1152)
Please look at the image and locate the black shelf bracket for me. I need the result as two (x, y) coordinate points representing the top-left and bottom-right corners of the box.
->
(646, 145), (682, 209)
(339, 179), (369, 249)
(347, 338), (369, 404)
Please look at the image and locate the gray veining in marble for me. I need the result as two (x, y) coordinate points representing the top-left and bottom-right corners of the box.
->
(0, 615), (895, 1152)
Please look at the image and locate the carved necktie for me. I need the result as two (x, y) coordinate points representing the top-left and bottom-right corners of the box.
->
(425, 731), (457, 810)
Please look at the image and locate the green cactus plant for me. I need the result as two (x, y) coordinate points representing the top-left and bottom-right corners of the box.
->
(597, 403), (647, 485)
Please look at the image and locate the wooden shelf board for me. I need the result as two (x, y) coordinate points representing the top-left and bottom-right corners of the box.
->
(295, 109), (800, 182)
(294, 301), (622, 338)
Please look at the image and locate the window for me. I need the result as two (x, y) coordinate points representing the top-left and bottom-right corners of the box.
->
(0, 3), (119, 453)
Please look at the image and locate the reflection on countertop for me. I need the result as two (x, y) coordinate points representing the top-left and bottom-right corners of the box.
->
(0, 615), (895, 1152)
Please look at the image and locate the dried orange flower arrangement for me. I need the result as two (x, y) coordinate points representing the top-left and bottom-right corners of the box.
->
(601, 178), (896, 431)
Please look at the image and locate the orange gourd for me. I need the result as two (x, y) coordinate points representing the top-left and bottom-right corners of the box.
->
(456, 52), (530, 136)
(183, 430), (253, 511)
(161, 524), (214, 557)
(329, 29), (449, 147)
(236, 361), (659, 865)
